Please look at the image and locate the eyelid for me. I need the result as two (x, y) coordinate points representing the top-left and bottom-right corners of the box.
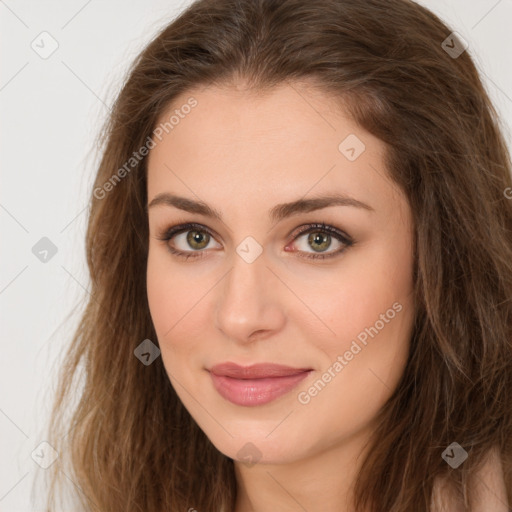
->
(156, 222), (219, 242)
(289, 222), (352, 243)
(156, 222), (221, 251)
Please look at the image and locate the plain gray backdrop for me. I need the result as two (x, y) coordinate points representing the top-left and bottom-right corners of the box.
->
(1, 0), (511, 510)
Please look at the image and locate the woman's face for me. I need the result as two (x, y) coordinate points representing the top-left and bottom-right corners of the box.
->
(146, 82), (415, 466)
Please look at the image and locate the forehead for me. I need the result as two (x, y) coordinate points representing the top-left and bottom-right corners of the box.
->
(146, 82), (403, 218)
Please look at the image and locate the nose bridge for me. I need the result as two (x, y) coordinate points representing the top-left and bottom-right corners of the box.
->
(221, 248), (268, 314)
(215, 246), (284, 341)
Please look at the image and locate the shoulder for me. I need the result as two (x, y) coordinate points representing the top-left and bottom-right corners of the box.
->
(431, 446), (509, 512)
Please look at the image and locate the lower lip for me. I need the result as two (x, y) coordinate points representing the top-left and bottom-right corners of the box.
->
(209, 371), (311, 406)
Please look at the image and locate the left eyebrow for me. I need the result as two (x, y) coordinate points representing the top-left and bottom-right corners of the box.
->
(147, 192), (375, 223)
(268, 193), (375, 222)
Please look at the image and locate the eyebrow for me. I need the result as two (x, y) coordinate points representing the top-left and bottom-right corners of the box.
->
(147, 192), (374, 223)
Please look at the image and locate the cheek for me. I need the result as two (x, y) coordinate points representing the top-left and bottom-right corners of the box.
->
(308, 234), (414, 382)
(146, 251), (176, 334)
(296, 271), (414, 436)
(146, 249), (211, 368)
(146, 250), (190, 365)
(297, 244), (413, 345)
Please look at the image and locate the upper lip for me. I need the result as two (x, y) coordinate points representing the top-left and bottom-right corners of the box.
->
(209, 362), (312, 379)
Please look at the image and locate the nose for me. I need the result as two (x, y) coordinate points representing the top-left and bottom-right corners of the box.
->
(214, 249), (286, 344)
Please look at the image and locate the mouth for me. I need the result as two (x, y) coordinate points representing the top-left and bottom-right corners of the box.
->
(208, 362), (313, 406)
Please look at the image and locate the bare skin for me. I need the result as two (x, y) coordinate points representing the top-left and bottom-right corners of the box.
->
(145, 81), (506, 511)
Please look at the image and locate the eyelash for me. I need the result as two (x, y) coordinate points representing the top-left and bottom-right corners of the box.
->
(155, 222), (354, 262)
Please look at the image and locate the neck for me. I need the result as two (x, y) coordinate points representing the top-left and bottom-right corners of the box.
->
(233, 422), (374, 512)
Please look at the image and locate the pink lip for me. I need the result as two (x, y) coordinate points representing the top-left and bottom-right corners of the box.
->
(208, 362), (312, 406)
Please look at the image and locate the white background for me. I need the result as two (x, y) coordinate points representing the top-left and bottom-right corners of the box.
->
(1, 0), (511, 510)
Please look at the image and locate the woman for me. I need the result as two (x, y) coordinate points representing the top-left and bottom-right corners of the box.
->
(43, 0), (512, 510)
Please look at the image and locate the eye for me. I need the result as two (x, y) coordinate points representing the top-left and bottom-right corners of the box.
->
(286, 223), (353, 260)
(155, 222), (354, 261)
(155, 222), (221, 261)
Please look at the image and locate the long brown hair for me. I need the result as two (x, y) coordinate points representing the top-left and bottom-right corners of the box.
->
(41, 0), (512, 510)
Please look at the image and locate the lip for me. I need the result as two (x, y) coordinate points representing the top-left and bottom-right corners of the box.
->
(208, 362), (312, 406)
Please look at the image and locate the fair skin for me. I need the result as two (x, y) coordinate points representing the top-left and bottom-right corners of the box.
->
(146, 81), (417, 511)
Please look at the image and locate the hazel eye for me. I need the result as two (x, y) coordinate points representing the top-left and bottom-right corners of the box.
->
(155, 223), (221, 261)
(288, 223), (353, 260)
(296, 231), (337, 252)
(155, 221), (354, 262)
(174, 229), (215, 251)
